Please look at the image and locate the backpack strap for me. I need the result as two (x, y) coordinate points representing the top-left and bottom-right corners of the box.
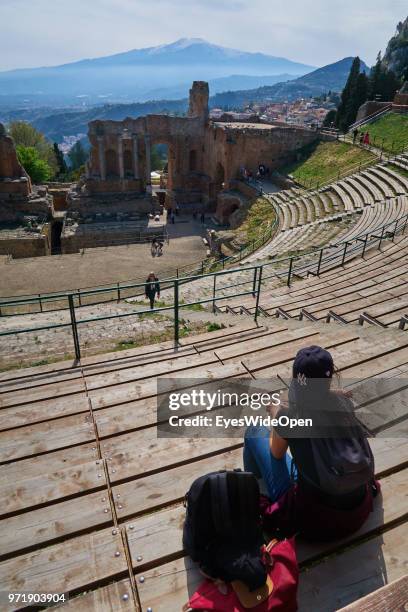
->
(210, 473), (233, 535)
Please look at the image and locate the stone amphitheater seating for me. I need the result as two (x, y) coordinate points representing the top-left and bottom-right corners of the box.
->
(222, 233), (408, 332)
(252, 162), (408, 262)
(0, 313), (407, 610)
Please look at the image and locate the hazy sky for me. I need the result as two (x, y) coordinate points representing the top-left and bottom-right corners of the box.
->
(0, 0), (406, 71)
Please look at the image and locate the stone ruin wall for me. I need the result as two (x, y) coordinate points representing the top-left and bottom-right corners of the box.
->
(0, 122), (32, 202)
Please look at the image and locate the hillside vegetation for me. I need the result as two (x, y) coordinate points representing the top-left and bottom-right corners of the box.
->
(234, 197), (277, 243)
(358, 113), (408, 153)
(283, 140), (376, 186)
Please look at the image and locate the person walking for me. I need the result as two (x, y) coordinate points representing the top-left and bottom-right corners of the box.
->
(363, 132), (370, 146)
(145, 272), (160, 310)
(359, 132), (365, 145)
(352, 128), (358, 144)
(151, 238), (157, 258)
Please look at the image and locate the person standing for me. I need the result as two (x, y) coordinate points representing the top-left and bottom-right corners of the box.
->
(145, 272), (160, 309)
(352, 128), (358, 144)
(363, 132), (370, 146)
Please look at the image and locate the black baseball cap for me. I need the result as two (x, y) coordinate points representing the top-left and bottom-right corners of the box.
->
(292, 345), (334, 380)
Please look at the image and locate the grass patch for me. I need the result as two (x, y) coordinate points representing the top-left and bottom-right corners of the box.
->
(235, 196), (277, 242)
(358, 113), (408, 154)
(283, 140), (375, 187)
(206, 322), (224, 332)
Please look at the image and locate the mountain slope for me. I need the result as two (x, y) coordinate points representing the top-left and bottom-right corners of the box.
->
(211, 57), (369, 107)
(0, 38), (314, 107)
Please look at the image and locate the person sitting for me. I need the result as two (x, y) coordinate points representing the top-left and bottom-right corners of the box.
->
(243, 346), (379, 541)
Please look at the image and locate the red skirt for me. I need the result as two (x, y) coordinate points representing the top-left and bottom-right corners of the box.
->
(260, 481), (380, 542)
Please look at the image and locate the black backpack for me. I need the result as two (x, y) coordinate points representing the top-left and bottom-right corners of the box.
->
(304, 434), (375, 496)
(183, 470), (267, 590)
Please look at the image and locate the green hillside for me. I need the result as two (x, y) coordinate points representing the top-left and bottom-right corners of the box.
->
(283, 140), (376, 187)
(357, 113), (408, 153)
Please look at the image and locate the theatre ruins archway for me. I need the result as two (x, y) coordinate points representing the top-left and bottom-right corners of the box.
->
(78, 81), (320, 215)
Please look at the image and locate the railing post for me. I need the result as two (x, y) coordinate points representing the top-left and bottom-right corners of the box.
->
(117, 282), (120, 302)
(378, 226), (385, 250)
(68, 293), (81, 361)
(393, 219), (398, 242)
(252, 267), (258, 297)
(287, 257), (293, 287)
(254, 266), (263, 324)
(362, 234), (368, 258)
(78, 289), (82, 307)
(317, 248), (324, 276)
(38, 294), (43, 313)
(201, 261), (204, 275)
(212, 274), (217, 313)
(403, 214), (408, 235)
(341, 242), (348, 266)
(174, 279), (179, 346)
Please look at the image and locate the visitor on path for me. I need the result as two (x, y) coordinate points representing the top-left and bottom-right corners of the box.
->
(353, 128), (358, 144)
(243, 346), (379, 541)
(156, 240), (163, 256)
(150, 238), (157, 257)
(363, 131), (370, 146)
(145, 272), (160, 309)
(359, 132), (365, 145)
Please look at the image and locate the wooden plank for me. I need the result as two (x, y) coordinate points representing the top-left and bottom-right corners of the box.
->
(85, 352), (219, 391)
(0, 412), (95, 463)
(0, 366), (83, 394)
(297, 523), (408, 611)
(56, 579), (136, 611)
(0, 528), (128, 611)
(89, 361), (246, 410)
(338, 574), (408, 611)
(103, 428), (243, 484)
(0, 359), (80, 384)
(0, 458), (103, 516)
(0, 443), (98, 485)
(0, 378), (86, 408)
(215, 325), (321, 361)
(125, 467), (408, 573)
(0, 393), (90, 429)
(0, 490), (113, 558)
(112, 448), (243, 520)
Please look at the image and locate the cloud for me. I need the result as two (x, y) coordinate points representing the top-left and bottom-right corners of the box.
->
(0, 0), (406, 71)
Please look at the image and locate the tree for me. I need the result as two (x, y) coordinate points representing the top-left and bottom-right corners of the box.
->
(369, 52), (400, 101)
(322, 109), (336, 128)
(53, 143), (67, 176)
(68, 141), (87, 170)
(335, 57), (369, 132)
(9, 121), (58, 176)
(16, 146), (52, 184)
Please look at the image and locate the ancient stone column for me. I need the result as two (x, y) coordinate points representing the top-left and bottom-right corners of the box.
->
(145, 135), (151, 185)
(97, 136), (106, 181)
(132, 135), (139, 179)
(118, 136), (124, 179)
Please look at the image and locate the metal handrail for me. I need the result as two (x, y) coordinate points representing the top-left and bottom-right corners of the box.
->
(1, 209), (407, 361)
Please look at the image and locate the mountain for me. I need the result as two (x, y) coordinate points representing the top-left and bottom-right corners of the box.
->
(0, 57), (366, 143)
(211, 57), (369, 108)
(0, 38), (314, 108)
(141, 73), (301, 101)
(382, 16), (408, 80)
